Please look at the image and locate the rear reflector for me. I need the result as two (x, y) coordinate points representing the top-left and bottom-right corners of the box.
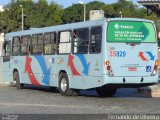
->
(107, 66), (111, 71)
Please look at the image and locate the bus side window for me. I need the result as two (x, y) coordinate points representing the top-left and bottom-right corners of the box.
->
(12, 37), (20, 56)
(73, 28), (89, 54)
(2, 40), (11, 62)
(44, 32), (56, 55)
(90, 26), (102, 53)
(21, 35), (31, 55)
(3, 41), (11, 57)
(31, 34), (43, 55)
(58, 31), (72, 54)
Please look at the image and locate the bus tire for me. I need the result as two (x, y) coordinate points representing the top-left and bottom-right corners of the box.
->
(96, 87), (117, 97)
(13, 71), (23, 89)
(59, 73), (79, 96)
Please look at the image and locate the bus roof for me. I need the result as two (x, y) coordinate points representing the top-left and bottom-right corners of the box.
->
(5, 18), (154, 38)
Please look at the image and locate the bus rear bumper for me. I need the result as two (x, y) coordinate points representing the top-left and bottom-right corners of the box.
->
(102, 74), (158, 88)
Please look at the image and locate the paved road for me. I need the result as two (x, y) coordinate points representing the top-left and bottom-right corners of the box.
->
(0, 85), (159, 114)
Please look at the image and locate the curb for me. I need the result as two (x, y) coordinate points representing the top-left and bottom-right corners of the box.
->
(138, 85), (160, 97)
(0, 81), (13, 86)
(0, 84), (8, 86)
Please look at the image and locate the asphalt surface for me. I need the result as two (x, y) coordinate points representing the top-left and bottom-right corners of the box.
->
(0, 85), (159, 115)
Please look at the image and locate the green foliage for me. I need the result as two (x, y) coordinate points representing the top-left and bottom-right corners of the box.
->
(103, 4), (116, 18)
(86, 1), (105, 20)
(0, 0), (63, 33)
(0, 0), (159, 33)
(62, 4), (84, 23)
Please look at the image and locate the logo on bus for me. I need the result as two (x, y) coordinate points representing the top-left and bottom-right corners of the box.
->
(146, 66), (152, 72)
(68, 54), (89, 76)
(114, 23), (134, 30)
(139, 51), (155, 61)
(25, 56), (51, 85)
(114, 24), (120, 30)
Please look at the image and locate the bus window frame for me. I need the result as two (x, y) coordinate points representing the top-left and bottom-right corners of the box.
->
(57, 30), (72, 55)
(3, 40), (11, 62)
(12, 36), (20, 56)
(72, 28), (89, 54)
(31, 33), (44, 55)
(20, 35), (31, 56)
(44, 32), (56, 55)
(89, 26), (102, 54)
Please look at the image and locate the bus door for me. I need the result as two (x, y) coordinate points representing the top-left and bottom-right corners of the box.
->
(89, 26), (102, 76)
(2, 40), (12, 82)
(2, 41), (11, 70)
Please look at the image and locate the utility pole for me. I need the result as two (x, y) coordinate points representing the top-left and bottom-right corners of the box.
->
(20, 5), (24, 31)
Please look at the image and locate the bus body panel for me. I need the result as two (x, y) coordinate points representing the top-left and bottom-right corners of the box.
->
(103, 74), (158, 85)
(10, 53), (104, 89)
(106, 43), (158, 77)
(103, 19), (158, 86)
(1, 18), (158, 90)
(18, 55), (56, 86)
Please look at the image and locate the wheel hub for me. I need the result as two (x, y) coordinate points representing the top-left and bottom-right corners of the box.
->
(61, 78), (67, 92)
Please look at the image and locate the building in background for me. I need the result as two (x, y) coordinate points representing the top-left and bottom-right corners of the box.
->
(89, 10), (104, 20)
(137, 0), (160, 17)
(138, 0), (160, 68)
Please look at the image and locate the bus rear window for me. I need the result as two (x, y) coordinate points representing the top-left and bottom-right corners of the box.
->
(107, 21), (156, 43)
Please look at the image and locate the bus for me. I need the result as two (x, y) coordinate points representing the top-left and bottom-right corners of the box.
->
(1, 18), (158, 97)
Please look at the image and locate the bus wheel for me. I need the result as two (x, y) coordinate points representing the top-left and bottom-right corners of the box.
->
(13, 71), (23, 89)
(96, 87), (117, 97)
(59, 73), (79, 96)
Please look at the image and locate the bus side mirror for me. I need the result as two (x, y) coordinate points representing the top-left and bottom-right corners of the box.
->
(158, 31), (160, 41)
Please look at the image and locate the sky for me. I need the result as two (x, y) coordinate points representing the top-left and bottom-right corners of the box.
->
(0, 0), (140, 8)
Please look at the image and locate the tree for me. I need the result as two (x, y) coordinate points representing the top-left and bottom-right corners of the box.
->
(0, 0), (64, 33)
(62, 4), (84, 23)
(0, 1), (23, 32)
(86, 1), (105, 20)
(0, 0), (159, 33)
(103, 4), (116, 18)
(47, 1), (63, 26)
(113, 0), (139, 17)
(62, 1), (106, 24)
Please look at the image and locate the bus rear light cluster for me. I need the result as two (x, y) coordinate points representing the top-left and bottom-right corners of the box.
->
(151, 60), (159, 76)
(105, 60), (113, 76)
(107, 66), (111, 71)
(158, 31), (160, 41)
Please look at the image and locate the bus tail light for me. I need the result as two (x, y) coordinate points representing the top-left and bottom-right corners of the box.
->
(154, 60), (159, 69)
(105, 60), (113, 76)
(151, 60), (159, 76)
(107, 66), (111, 71)
(158, 31), (160, 41)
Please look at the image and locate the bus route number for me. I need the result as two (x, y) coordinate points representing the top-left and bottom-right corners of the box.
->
(110, 50), (126, 57)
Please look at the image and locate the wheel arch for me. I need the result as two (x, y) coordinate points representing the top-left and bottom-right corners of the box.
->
(58, 70), (68, 79)
(58, 70), (79, 96)
(12, 68), (20, 82)
(58, 70), (70, 87)
(13, 68), (18, 74)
